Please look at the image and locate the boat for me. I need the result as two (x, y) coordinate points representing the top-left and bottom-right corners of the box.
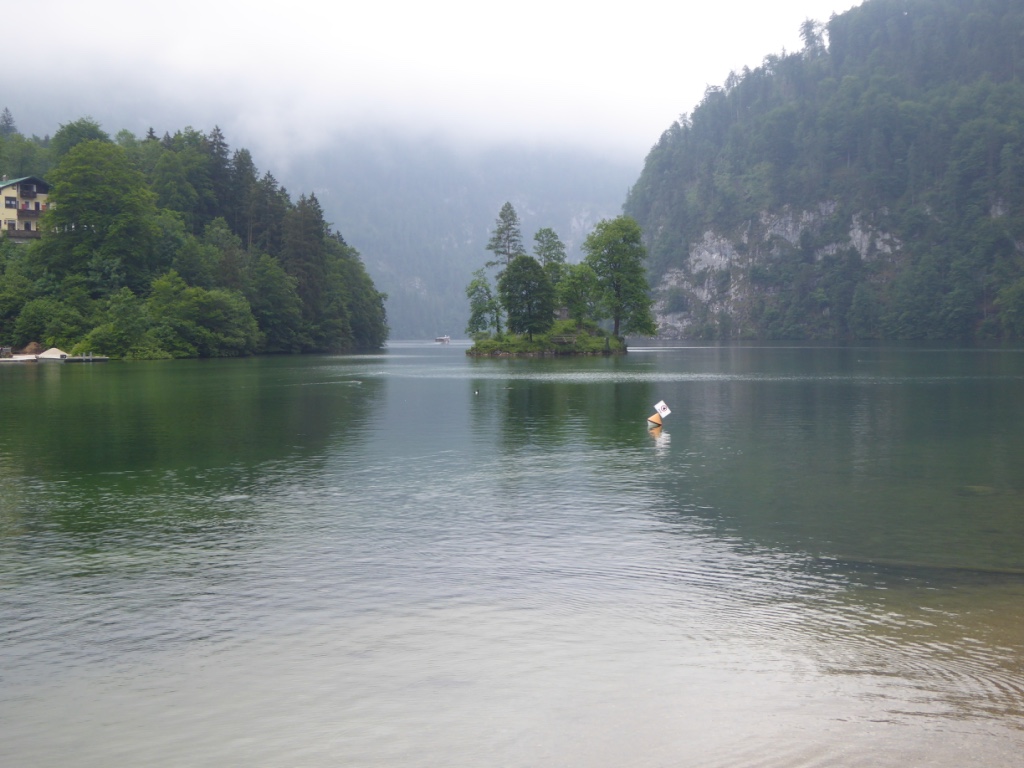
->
(435, 335), (451, 344)
(35, 347), (70, 362)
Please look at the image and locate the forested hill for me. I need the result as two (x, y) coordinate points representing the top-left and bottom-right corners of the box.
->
(0, 119), (387, 357)
(626, 0), (1024, 340)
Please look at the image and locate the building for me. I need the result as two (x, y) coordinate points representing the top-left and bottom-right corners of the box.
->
(1, 175), (51, 241)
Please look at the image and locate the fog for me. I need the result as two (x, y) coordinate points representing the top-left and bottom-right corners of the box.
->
(16, 0), (857, 166)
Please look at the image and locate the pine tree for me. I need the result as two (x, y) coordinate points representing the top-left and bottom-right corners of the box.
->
(228, 148), (259, 247)
(281, 193), (328, 324)
(486, 202), (525, 269)
(0, 107), (17, 137)
(204, 126), (232, 220)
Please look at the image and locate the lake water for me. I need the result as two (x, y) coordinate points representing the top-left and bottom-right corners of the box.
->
(1, 342), (1022, 767)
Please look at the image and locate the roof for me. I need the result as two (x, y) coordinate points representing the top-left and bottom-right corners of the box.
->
(0, 176), (49, 191)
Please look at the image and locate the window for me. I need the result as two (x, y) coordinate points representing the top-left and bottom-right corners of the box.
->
(4, 197), (15, 209)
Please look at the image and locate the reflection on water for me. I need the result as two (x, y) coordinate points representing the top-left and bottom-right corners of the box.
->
(1, 343), (1022, 767)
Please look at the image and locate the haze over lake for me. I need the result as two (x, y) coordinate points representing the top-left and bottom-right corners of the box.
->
(1, 342), (1022, 766)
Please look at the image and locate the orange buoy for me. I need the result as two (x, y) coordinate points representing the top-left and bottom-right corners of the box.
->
(647, 400), (670, 427)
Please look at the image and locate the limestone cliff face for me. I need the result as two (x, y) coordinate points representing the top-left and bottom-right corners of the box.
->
(651, 204), (903, 338)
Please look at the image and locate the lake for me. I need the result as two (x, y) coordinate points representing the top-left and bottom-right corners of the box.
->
(1, 342), (1022, 766)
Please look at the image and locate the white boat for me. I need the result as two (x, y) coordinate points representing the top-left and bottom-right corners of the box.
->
(435, 335), (451, 344)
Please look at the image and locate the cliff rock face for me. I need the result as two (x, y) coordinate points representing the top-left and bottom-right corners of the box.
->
(652, 204), (902, 338)
(626, 0), (1024, 341)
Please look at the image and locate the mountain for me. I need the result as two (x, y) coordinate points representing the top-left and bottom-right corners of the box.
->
(284, 135), (638, 339)
(626, 0), (1024, 340)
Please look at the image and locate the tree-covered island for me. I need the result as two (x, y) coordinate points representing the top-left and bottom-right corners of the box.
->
(0, 116), (388, 358)
(465, 203), (656, 356)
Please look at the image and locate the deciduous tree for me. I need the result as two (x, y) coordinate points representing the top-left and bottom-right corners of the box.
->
(50, 117), (110, 159)
(559, 262), (600, 329)
(465, 268), (501, 336)
(533, 227), (567, 286)
(498, 254), (554, 340)
(41, 140), (161, 295)
(583, 216), (656, 338)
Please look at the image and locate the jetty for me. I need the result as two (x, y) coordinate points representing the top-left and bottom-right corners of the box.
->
(0, 346), (108, 363)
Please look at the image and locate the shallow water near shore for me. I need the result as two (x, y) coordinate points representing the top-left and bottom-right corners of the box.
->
(1, 342), (1022, 766)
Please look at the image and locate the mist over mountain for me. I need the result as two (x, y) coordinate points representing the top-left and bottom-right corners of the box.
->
(284, 135), (637, 339)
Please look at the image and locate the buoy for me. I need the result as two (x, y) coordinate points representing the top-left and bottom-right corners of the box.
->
(647, 400), (671, 427)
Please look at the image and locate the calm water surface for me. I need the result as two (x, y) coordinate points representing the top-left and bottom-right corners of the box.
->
(1, 342), (1022, 766)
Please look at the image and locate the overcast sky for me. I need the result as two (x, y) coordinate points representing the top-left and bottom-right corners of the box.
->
(16, 0), (859, 167)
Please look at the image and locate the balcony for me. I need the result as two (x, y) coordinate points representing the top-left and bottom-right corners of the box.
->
(17, 208), (41, 219)
(3, 228), (40, 239)
(19, 187), (37, 198)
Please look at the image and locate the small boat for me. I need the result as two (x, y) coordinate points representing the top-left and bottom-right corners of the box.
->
(35, 347), (70, 362)
(435, 335), (451, 344)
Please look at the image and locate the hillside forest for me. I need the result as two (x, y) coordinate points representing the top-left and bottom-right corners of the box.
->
(0, 115), (387, 357)
(626, 0), (1024, 340)
(282, 136), (637, 339)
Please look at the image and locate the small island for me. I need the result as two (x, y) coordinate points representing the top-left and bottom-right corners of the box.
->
(464, 204), (656, 356)
(467, 319), (626, 357)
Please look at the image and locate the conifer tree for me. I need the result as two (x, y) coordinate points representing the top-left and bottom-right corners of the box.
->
(486, 202), (525, 269)
(0, 107), (17, 137)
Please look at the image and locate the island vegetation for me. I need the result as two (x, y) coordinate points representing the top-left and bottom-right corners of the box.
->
(0, 115), (388, 358)
(465, 203), (655, 355)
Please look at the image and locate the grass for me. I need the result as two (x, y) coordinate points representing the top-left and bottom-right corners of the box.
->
(466, 319), (626, 356)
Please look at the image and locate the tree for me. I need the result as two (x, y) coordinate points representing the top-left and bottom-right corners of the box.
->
(498, 254), (555, 340)
(247, 254), (306, 352)
(146, 271), (260, 357)
(465, 268), (501, 336)
(204, 126), (232, 219)
(75, 287), (152, 358)
(250, 171), (288, 254)
(50, 117), (110, 159)
(326, 234), (388, 351)
(486, 202), (525, 269)
(533, 227), (568, 285)
(13, 296), (88, 349)
(227, 148), (259, 246)
(152, 150), (200, 229)
(203, 217), (250, 292)
(0, 108), (17, 137)
(559, 262), (600, 329)
(281, 193), (328, 325)
(583, 216), (657, 338)
(1, 133), (47, 178)
(41, 140), (161, 295)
